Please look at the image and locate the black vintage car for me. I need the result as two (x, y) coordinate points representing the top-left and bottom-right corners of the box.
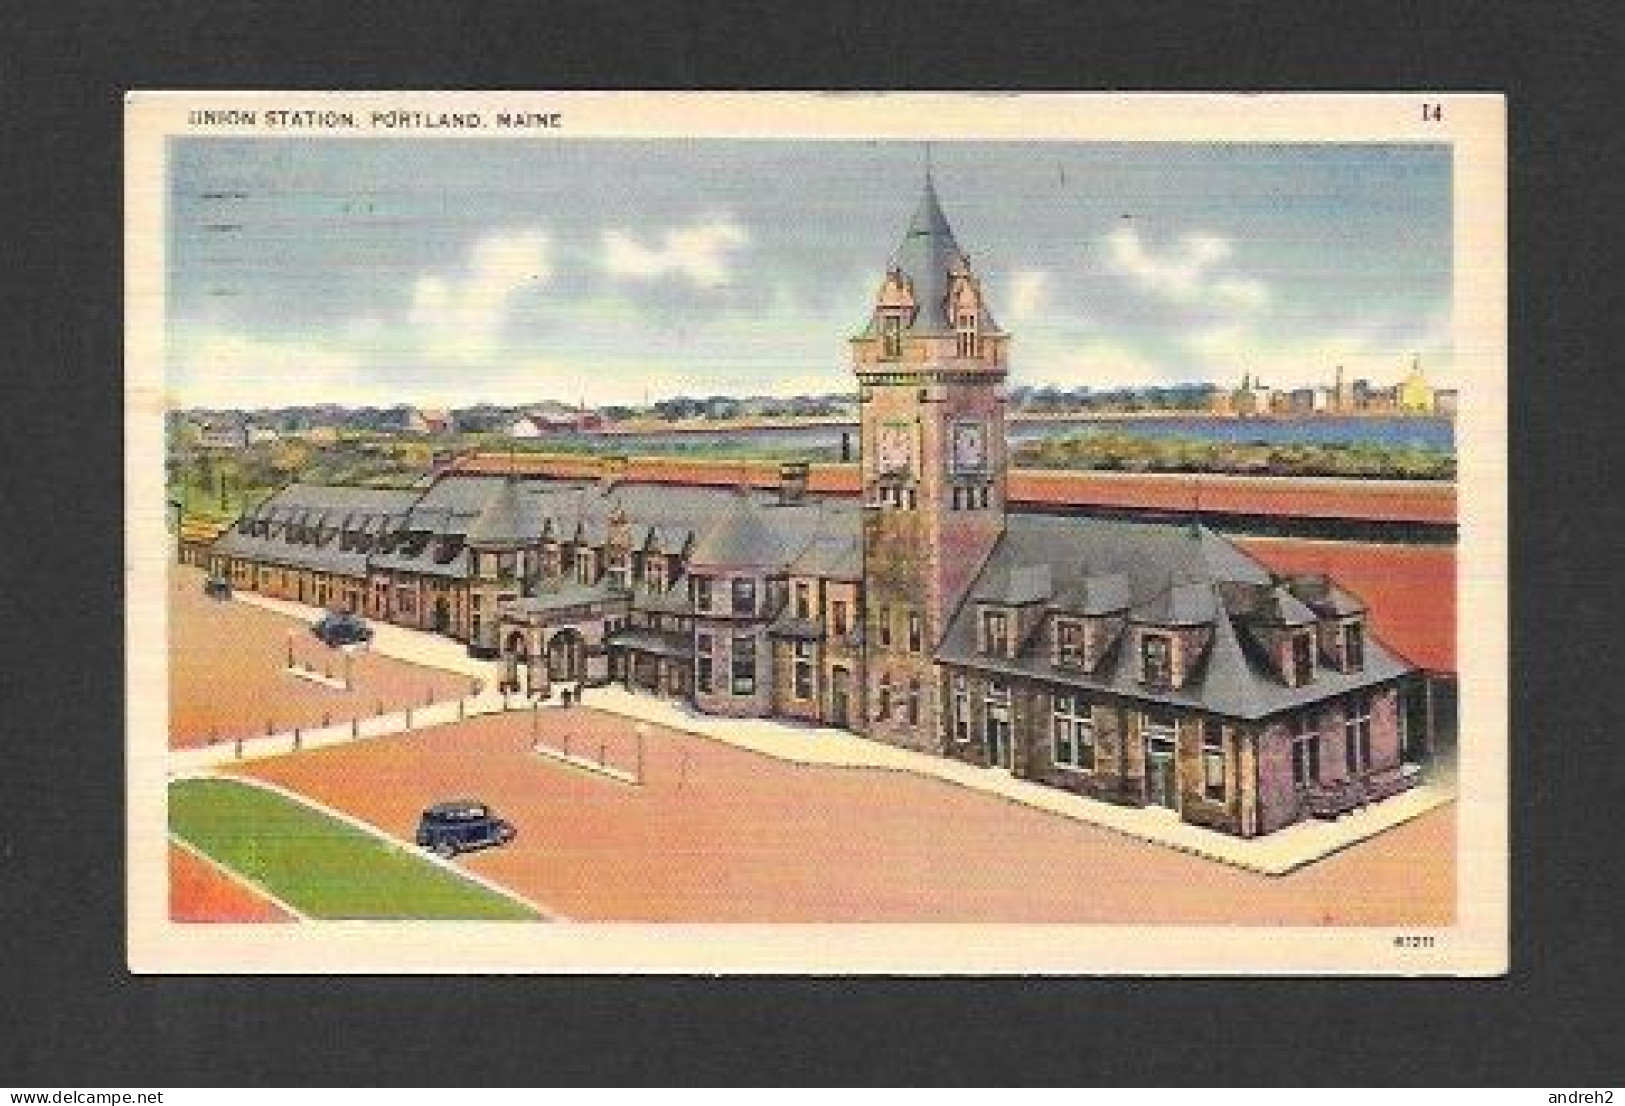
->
(203, 575), (232, 600)
(311, 610), (373, 647)
(415, 801), (517, 858)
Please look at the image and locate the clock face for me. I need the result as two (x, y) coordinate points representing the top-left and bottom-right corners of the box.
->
(952, 421), (988, 471)
(876, 424), (914, 475)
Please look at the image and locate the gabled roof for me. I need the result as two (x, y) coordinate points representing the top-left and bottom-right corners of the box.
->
(688, 491), (788, 568)
(465, 477), (527, 549)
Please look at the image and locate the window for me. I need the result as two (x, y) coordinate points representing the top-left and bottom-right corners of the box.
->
(1141, 632), (1172, 687)
(1202, 719), (1226, 801)
(575, 549), (595, 585)
(907, 610), (922, 653)
(696, 633), (713, 694)
(877, 606), (892, 648)
(794, 581), (811, 620)
(646, 556), (667, 593)
(982, 609), (1010, 656)
(876, 673), (892, 720)
(832, 599), (849, 638)
(1344, 620), (1365, 671)
(607, 566), (629, 592)
(882, 313), (902, 359)
(731, 635), (756, 695)
(692, 575), (712, 611)
(793, 642), (814, 701)
(1052, 693), (1095, 771)
(952, 674), (971, 742)
(1344, 695), (1372, 774)
(732, 577), (756, 616)
(1291, 715), (1320, 787)
(956, 310), (978, 358)
(906, 678), (921, 726)
(1055, 618), (1085, 667)
(1290, 632), (1315, 685)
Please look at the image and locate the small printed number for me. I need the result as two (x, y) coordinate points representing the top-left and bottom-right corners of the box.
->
(1393, 934), (1436, 948)
(1422, 103), (1443, 122)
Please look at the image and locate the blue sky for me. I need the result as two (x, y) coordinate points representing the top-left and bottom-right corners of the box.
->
(167, 138), (1453, 409)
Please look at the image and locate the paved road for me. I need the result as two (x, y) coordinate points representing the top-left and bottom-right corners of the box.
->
(232, 708), (1456, 925)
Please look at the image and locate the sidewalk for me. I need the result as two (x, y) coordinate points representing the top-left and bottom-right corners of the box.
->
(579, 684), (1452, 877)
(168, 690), (511, 773)
(233, 590), (500, 682)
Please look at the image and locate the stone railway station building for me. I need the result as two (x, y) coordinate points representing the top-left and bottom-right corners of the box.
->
(203, 173), (1422, 837)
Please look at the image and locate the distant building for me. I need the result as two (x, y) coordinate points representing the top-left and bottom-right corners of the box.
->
(1230, 373), (1273, 417)
(410, 408), (453, 435)
(1396, 356), (1435, 413)
(194, 415), (250, 450)
(247, 423), (280, 444)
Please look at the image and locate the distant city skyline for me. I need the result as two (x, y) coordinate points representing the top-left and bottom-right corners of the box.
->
(167, 139), (1453, 409)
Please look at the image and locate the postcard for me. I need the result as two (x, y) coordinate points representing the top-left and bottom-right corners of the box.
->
(126, 91), (1506, 973)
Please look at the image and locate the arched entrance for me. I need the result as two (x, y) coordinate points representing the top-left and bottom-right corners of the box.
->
(502, 630), (531, 695)
(546, 628), (586, 683)
(432, 596), (451, 634)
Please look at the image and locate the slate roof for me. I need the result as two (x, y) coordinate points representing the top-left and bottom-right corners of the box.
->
(860, 173), (1001, 338)
(938, 515), (1412, 720)
(465, 478), (527, 548)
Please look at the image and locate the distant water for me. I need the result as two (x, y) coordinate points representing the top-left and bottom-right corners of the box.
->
(577, 415), (1455, 456)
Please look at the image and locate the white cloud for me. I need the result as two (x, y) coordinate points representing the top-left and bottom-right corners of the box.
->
(1103, 225), (1270, 313)
(601, 218), (749, 286)
(1005, 271), (1050, 324)
(408, 229), (551, 361)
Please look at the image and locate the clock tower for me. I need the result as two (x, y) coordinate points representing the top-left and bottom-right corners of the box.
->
(853, 166), (1009, 753)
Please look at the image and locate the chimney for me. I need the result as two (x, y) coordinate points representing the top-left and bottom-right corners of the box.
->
(778, 460), (809, 505)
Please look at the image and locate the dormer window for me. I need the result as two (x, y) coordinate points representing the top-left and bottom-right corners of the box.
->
(731, 577), (756, 616)
(575, 548), (596, 585)
(881, 313), (903, 359)
(981, 609), (1010, 656)
(1290, 631), (1315, 686)
(1343, 620), (1365, 671)
(956, 310), (978, 358)
(646, 555), (667, 593)
(1055, 617), (1085, 668)
(1141, 632), (1172, 688)
(691, 575), (712, 611)
(794, 581), (811, 620)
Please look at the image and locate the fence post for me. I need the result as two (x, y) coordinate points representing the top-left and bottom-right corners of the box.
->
(293, 728), (302, 751)
(458, 698), (465, 721)
(351, 717), (359, 738)
(235, 736), (244, 760)
(598, 741), (606, 768)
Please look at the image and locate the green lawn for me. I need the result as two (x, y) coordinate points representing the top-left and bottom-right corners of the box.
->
(169, 777), (540, 921)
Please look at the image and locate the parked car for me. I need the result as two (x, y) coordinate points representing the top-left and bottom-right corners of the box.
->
(202, 575), (232, 600)
(311, 610), (373, 647)
(415, 801), (517, 858)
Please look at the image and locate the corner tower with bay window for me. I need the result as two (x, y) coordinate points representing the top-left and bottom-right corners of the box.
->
(853, 166), (1010, 753)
